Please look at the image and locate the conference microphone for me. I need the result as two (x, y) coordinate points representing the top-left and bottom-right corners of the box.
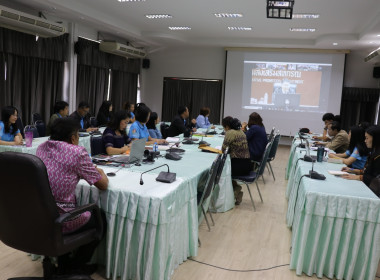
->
(297, 132), (305, 148)
(139, 164), (176, 185)
(306, 160), (326, 180)
(198, 134), (210, 146)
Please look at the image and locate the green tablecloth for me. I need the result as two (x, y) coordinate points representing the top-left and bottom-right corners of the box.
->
(286, 140), (380, 280)
(0, 136), (91, 155)
(74, 132), (234, 280)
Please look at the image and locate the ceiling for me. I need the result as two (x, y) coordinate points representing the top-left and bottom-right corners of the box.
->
(3, 0), (380, 54)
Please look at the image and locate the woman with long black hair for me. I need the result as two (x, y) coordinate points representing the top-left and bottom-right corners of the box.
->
(96, 100), (113, 127)
(0, 106), (23, 146)
(329, 125), (368, 169)
(342, 125), (380, 188)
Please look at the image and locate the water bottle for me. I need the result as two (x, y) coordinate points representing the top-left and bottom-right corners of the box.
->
(153, 142), (157, 152)
(317, 146), (324, 162)
(24, 125), (35, 147)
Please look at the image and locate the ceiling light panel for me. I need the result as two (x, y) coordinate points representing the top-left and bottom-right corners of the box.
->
(214, 13), (243, 18)
(118, 0), (145, 2)
(292, 14), (320, 19)
(289, 28), (316, 32)
(169, 27), (191, 30)
(228, 27), (252, 31)
(145, 14), (172, 19)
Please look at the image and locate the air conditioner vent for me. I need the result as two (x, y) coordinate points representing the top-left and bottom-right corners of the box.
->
(99, 41), (146, 59)
(0, 5), (66, 37)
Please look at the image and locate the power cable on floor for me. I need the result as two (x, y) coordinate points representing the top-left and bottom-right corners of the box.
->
(189, 259), (289, 272)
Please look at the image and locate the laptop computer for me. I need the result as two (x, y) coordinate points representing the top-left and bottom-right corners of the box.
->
(110, 138), (146, 164)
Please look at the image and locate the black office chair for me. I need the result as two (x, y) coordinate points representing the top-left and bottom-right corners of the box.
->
(0, 152), (103, 280)
(90, 136), (106, 156)
(267, 127), (275, 142)
(32, 113), (43, 124)
(160, 123), (169, 139)
(35, 120), (46, 137)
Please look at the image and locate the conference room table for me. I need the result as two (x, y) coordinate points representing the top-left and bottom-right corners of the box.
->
(286, 137), (380, 280)
(75, 131), (235, 280)
(0, 135), (91, 155)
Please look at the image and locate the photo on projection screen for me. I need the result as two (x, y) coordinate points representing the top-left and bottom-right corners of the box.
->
(242, 61), (331, 113)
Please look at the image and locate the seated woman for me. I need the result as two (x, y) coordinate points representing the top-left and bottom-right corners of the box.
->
(47, 101), (69, 135)
(242, 112), (268, 162)
(222, 116), (252, 205)
(36, 117), (108, 274)
(329, 125), (368, 169)
(0, 106), (23, 146)
(123, 102), (135, 123)
(128, 103), (166, 145)
(96, 100), (113, 127)
(342, 125), (380, 190)
(196, 107), (215, 129)
(103, 110), (132, 155)
(146, 112), (163, 139)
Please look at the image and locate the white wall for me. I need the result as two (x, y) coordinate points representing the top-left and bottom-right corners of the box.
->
(141, 46), (226, 117)
(344, 50), (380, 88)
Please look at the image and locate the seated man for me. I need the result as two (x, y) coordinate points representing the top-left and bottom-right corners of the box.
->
(69, 101), (98, 133)
(316, 121), (349, 153)
(47, 101), (69, 135)
(313, 113), (335, 141)
(167, 105), (196, 137)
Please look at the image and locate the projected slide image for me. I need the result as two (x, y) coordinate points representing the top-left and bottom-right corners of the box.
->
(246, 62), (326, 112)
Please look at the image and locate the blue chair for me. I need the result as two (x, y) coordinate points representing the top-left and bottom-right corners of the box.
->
(267, 127), (275, 142)
(35, 120), (46, 137)
(232, 142), (272, 211)
(267, 133), (281, 181)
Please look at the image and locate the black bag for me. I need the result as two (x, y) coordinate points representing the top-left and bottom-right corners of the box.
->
(369, 175), (380, 197)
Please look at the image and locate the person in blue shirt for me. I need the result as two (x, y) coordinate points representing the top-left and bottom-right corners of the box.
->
(124, 102), (135, 123)
(196, 107), (215, 129)
(146, 112), (163, 139)
(329, 125), (368, 169)
(242, 112), (268, 161)
(0, 106), (23, 146)
(47, 101), (69, 135)
(128, 103), (166, 145)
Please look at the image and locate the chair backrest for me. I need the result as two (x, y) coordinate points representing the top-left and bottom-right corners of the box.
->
(215, 147), (228, 185)
(199, 154), (221, 206)
(90, 117), (97, 127)
(32, 113), (42, 124)
(35, 120), (46, 137)
(0, 152), (61, 256)
(268, 132), (281, 161)
(160, 123), (170, 139)
(91, 135), (106, 156)
(257, 142), (273, 176)
(268, 127), (275, 142)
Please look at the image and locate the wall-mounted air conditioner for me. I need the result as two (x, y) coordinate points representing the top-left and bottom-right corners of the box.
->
(0, 5), (66, 37)
(99, 41), (146, 59)
(364, 47), (380, 63)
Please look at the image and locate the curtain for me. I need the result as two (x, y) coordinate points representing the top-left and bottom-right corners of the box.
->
(76, 65), (109, 116)
(191, 80), (222, 123)
(161, 78), (223, 123)
(75, 38), (140, 115)
(0, 28), (68, 125)
(162, 78), (193, 121)
(109, 70), (138, 111)
(340, 87), (380, 131)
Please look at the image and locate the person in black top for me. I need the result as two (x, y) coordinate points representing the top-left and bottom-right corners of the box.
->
(342, 125), (380, 193)
(96, 100), (113, 127)
(167, 106), (196, 137)
(69, 101), (98, 133)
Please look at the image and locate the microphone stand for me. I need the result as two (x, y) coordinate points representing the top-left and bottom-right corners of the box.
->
(139, 164), (176, 185)
(199, 134), (209, 145)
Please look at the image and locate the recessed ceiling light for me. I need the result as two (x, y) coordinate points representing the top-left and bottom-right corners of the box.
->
(214, 13), (243, 18)
(292, 13), (320, 19)
(169, 27), (191, 30)
(377, 34), (380, 37)
(333, 43), (338, 46)
(370, 41), (374, 43)
(228, 27), (252, 31)
(145, 14), (172, 19)
(118, 0), (145, 2)
(289, 28), (316, 32)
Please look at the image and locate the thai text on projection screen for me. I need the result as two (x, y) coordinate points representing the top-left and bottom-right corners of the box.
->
(242, 61), (332, 113)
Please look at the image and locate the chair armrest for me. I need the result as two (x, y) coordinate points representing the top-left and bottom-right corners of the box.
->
(55, 203), (99, 224)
